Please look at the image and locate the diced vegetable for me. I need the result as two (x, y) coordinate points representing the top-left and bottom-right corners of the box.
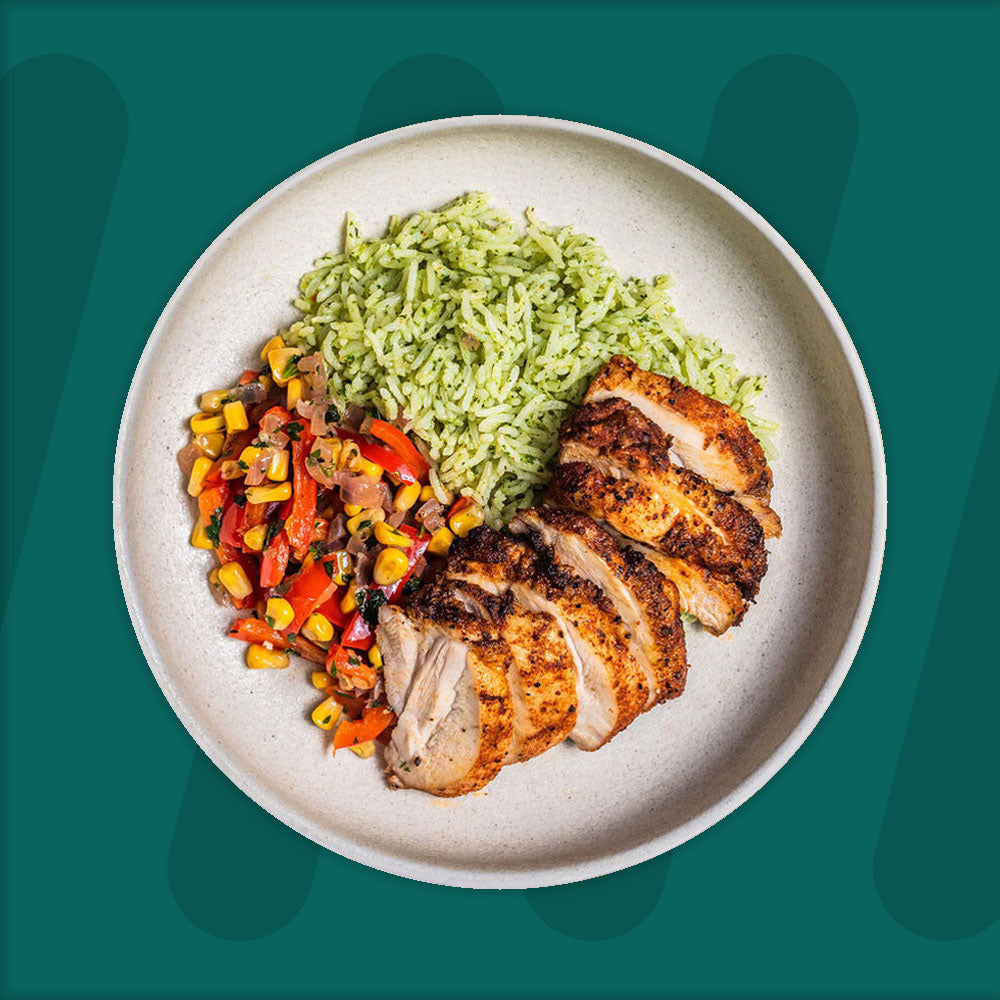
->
(333, 704), (395, 751)
(368, 419), (430, 481)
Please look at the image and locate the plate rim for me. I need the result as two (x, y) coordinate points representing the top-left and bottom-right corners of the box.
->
(113, 114), (887, 889)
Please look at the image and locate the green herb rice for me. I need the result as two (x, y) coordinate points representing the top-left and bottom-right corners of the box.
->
(282, 193), (776, 525)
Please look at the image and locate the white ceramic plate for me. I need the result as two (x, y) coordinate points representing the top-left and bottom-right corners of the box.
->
(114, 116), (886, 889)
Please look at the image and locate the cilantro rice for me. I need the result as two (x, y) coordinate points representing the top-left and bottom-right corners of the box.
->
(281, 193), (776, 525)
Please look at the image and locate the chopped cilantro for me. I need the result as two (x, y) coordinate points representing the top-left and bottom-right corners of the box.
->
(310, 541), (330, 560)
(286, 632), (297, 643)
(402, 575), (422, 597)
(285, 421), (304, 442)
(263, 518), (285, 547)
(356, 588), (388, 628)
(322, 560), (335, 579)
(233, 493), (247, 507)
(264, 615), (276, 629)
(325, 404), (340, 424)
(237, 460), (249, 471)
(205, 507), (224, 547)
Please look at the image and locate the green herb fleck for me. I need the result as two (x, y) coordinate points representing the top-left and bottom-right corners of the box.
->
(356, 588), (388, 628)
(233, 493), (247, 508)
(264, 518), (285, 547)
(325, 405), (340, 424)
(205, 507), (224, 547)
(285, 421), (304, 442)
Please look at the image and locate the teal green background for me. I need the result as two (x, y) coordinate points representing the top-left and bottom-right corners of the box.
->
(2, 2), (998, 997)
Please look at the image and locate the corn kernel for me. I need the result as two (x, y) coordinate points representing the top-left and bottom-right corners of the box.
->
(338, 440), (361, 470)
(343, 502), (363, 517)
(346, 507), (385, 538)
(260, 335), (285, 361)
(191, 517), (214, 549)
(286, 376), (303, 410)
(302, 612), (334, 644)
(266, 449), (289, 482)
(200, 389), (229, 413)
(265, 597), (295, 631)
(190, 412), (225, 435)
(220, 460), (245, 480)
(267, 347), (299, 387)
(349, 740), (376, 759)
(246, 482), (292, 504)
(449, 503), (484, 539)
(239, 446), (263, 466)
(223, 400), (249, 433)
(419, 484), (436, 502)
(311, 671), (332, 690)
(243, 524), (267, 551)
(374, 522), (412, 548)
(246, 643), (289, 670)
(374, 547), (409, 586)
(394, 482), (421, 512)
(427, 526), (455, 557)
(369, 645), (383, 670)
(195, 432), (225, 459)
(187, 456), (213, 496)
(219, 562), (253, 600)
(311, 696), (343, 730)
(327, 551), (353, 586)
(358, 457), (383, 479)
(340, 587), (358, 614)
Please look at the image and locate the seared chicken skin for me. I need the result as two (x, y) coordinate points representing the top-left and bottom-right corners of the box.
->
(447, 581), (578, 763)
(584, 355), (781, 538)
(556, 399), (767, 599)
(510, 507), (687, 704)
(448, 526), (647, 750)
(606, 528), (748, 635)
(377, 593), (513, 796)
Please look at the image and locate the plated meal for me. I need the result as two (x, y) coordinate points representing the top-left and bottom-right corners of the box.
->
(179, 193), (781, 797)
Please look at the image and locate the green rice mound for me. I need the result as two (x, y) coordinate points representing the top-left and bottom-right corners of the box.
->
(281, 193), (776, 526)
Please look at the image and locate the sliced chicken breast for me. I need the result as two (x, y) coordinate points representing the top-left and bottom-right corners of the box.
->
(549, 460), (766, 601)
(447, 581), (578, 762)
(447, 526), (647, 750)
(583, 354), (781, 537)
(377, 597), (513, 796)
(606, 527), (748, 635)
(510, 507), (687, 704)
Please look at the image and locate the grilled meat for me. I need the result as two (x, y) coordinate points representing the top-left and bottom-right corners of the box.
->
(510, 507), (687, 703)
(583, 355), (781, 537)
(447, 526), (647, 750)
(377, 593), (513, 796)
(448, 582), (578, 762)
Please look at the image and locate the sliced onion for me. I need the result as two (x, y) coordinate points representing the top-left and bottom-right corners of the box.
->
(339, 474), (389, 509)
(415, 499), (445, 532)
(327, 513), (347, 547)
(229, 381), (267, 405)
(245, 448), (275, 486)
(342, 403), (366, 431)
(353, 549), (375, 588)
(297, 353), (328, 401)
(177, 441), (202, 476)
(346, 533), (368, 557)
(387, 511), (406, 528)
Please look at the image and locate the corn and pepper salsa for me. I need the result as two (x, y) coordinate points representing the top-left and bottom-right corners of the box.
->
(180, 336), (485, 758)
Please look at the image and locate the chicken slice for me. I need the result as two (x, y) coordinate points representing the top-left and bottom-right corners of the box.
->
(584, 354), (781, 537)
(557, 398), (767, 597)
(549, 459), (766, 601)
(376, 596), (513, 796)
(446, 581), (578, 763)
(605, 526), (748, 635)
(448, 527), (647, 750)
(510, 507), (687, 704)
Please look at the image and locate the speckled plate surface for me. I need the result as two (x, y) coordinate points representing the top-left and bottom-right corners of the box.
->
(114, 116), (886, 889)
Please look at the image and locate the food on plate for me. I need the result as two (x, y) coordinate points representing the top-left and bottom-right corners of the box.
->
(180, 196), (782, 794)
(281, 193), (774, 525)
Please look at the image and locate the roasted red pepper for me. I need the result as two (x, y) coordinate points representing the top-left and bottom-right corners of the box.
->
(368, 419), (430, 481)
(340, 611), (374, 651)
(332, 704), (396, 751)
(227, 617), (326, 665)
(219, 496), (246, 548)
(336, 429), (418, 484)
(284, 429), (317, 553)
(326, 643), (378, 686)
(197, 471), (231, 530)
(259, 532), (289, 589)
(316, 591), (350, 630)
(283, 554), (337, 630)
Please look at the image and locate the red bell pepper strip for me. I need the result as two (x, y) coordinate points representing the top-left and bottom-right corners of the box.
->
(368, 419), (430, 481)
(323, 688), (367, 720)
(316, 591), (350, 630)
(239, 369), (258, 385)
(283, 554), (337, 631)
(333, 704), (396, 751)
(219, 496), (246, 548)
(340, 611), (374, 651)
(197, 472), (231, 531)
(227, 617), (327, 665)
(284, 429), (317, 553)
(259, 532), (289, 589)
(336, 429), (418, 484)
(326, 643), (378, 686)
